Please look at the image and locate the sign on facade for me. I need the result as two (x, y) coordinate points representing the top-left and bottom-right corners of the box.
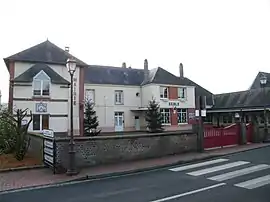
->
(36, 102), (47, 113)
(43, 131), (56, 174)
(73, 77), (77, 106)
(43, 129), (54, 138)
(195, 109), (206, 117)
(168, 101), (180, 107)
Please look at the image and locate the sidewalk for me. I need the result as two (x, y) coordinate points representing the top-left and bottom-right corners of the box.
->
(1, 143), (269, 192)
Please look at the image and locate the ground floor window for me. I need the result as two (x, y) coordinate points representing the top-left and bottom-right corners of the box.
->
(203, 113), (213, 123)
(223, 114), (233, 124)
(33, 114), (49, 131)
(177, 108), (187, 123)
(160, 108), (171, 124)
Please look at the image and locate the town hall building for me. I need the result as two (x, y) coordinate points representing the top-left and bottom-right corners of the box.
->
(4, 40), (213, 136)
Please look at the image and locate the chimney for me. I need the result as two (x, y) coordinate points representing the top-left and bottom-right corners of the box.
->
(122, 62), (127, 68)
(65, 46), (69, 52)
(179, 63), (184, 77)
(144, 59), (149, 80)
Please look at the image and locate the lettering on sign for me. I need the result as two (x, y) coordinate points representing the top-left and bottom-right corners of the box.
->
(189, 112), (195, 119)
(44, 154), (54, 164)
(44, 147), (54, 156)
(73, 77), (77, 105)
(168, 101), (180, 107)
(44, 140), (54, 148)
(43, 129), (54, 138)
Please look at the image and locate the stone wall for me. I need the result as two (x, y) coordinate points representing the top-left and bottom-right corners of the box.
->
(55, 131), (197, 169)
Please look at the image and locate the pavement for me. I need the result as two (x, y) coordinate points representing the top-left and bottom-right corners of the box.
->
(0, 143), (270, 201)
(1, 144), (270, 202)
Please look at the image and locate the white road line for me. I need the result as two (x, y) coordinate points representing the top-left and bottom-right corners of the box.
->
(235, 174), (270, 189)
(187, 161), (250, 176)
(208, 164), (270, 181)
(149, 183), (226, 202)
(169, 159), (229, 172)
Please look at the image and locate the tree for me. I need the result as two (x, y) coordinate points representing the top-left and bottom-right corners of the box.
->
(145, 98), (164, 133)
(84, 100), (101, 136)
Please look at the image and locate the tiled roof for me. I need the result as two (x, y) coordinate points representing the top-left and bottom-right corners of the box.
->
(4, 40), (87, 69)
(13, 63), (70, 84)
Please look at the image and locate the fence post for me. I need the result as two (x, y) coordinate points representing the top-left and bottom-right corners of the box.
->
(196, 96), (204, 152)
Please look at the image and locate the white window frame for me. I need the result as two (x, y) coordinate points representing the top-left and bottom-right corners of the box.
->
(160, 108), (171, 125)
(160, 87), (169, 99)
(32, 70), (51, 97)
(85, 89), (95, 103)
(177, 108), (188, 124)
(32, 114), (50, 131)
(178, 87), (187, 99)
(115, 90), (124, 105)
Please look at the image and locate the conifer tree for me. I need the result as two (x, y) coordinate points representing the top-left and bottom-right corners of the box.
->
(145, 98), (164, 133)
(84, 100), (101, 136)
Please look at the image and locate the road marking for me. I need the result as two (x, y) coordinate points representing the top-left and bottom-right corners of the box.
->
(235, 174), (270, 189)
(187, 161), (250, 176)
(169, 158), (229, 172)
(149, 183), (226, 202)
(208, 164), (270, 181)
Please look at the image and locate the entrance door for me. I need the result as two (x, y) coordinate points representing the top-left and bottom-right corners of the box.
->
(135, 116), (140, 130)
(114, 112), (124, 132)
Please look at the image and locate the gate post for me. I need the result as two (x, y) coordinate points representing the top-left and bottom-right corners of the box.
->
(196, 96), (205, 152)
(239, 110), (247, 145)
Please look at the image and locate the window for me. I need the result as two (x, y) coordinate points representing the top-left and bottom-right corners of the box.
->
(33, 70), (50, 96)
(177, 108), (187, 123)
(85, 89), (95, 103)
(203, 113), (213, 123)
(115, 90), (124, 104)
(178, 87), (187, 99)
(160, 108), (171, 124)
(223, 114), (232, 124)
(160, 87), (168, 99)
(260, 114), (265, 124)
(33, 114), (49, 131)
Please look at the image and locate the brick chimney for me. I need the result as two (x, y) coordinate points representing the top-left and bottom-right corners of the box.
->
(179, 63), (184, 78)
(144, 59), (149, 81)
(122, 62), (127, 68)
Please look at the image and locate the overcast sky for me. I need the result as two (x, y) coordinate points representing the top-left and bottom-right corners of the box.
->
(1, 0), (270, 103)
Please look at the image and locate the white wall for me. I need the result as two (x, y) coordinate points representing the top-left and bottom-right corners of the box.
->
(84, 84), (141, 129)
(13, 62), (82, 134)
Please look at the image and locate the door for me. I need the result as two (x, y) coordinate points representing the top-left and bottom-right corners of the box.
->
(135, 116), (140, 130)
(114, 112), (124, 132)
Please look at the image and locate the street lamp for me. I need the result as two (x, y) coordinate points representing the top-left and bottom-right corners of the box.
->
(260, 73), (268, 142)
(66, 58), (78, 175)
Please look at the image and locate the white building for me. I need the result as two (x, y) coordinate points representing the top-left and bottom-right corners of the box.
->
(4, 40), (213, 136)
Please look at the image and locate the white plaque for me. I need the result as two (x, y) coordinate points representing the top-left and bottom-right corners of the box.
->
(195, 110), (206, 117)
(44, 147), (54, 156)
(43, 129), (54, 138)
(44, 154), (54, 164)
(44, 140), (54, 148)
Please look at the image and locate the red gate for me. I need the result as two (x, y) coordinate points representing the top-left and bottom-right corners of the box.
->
(204, 124), (241, 149)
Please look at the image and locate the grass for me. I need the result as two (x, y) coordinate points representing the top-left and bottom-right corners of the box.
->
(0, 153), (43, 170)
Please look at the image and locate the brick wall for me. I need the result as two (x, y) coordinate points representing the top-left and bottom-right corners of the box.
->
(55, 131), (197, 169)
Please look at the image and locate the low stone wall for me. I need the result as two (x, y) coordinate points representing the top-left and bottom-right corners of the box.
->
(55, 131), (197, 169)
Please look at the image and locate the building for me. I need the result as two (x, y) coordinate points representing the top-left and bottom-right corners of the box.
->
(4, 40), (213, 136)
(206, 71), (270, 126)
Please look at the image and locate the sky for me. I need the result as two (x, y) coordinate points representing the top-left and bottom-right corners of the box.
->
(1, 0), (270, 103)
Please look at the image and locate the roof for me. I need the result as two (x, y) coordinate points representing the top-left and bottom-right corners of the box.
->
(4, 40), (87, 70)
(84, 65), (214, 105)
(84, 65), (145, 85)
(211, 88), (270, 110)
(249, 71), (270, 89)
(13, 63), (70, 84)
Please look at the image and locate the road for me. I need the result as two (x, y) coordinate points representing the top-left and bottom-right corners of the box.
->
(1, 146), (270, 202)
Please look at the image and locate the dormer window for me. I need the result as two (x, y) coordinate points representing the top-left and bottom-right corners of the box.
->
(160, 86), (168, 99)
(33, 70), (50, 96)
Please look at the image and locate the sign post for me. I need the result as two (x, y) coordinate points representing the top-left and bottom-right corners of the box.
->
(196, 96), (206, 152)
(43, 129), (56, 174)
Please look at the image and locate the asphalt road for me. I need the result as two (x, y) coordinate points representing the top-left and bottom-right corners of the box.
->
(1, 146), (270, 202)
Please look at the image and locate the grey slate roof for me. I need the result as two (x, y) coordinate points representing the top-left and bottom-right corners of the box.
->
(211, 88), (270, 110)
(84, 65), (145, 85)
(13, 63), (70, 84)
(84, 65), (214, 105)
(249, 71), (270, 89)
(4, 40), (87, 70)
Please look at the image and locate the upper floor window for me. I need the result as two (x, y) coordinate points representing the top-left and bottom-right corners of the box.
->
(160, 87), (168, 99)
(33, 70), (50, 96)
(85, 89), (95, 103)
(178, 87), (187, 99)
(115, 90), (124, 105)
(177, 108), (187, 123)
(160, 108), (171, 124)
